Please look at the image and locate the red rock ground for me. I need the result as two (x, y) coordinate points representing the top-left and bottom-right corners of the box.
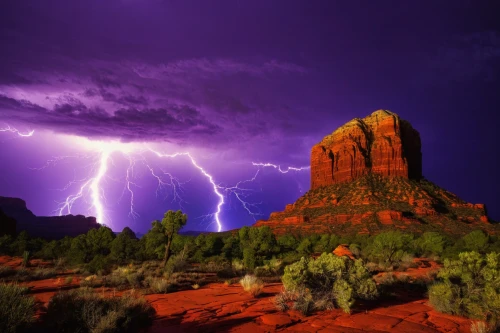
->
(144, 282), (473, 333)
(0, 256), (476, 332)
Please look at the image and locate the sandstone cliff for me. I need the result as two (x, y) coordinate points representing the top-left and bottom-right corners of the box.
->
(311, 110), (422, 189)
(256, 110), (495, 236)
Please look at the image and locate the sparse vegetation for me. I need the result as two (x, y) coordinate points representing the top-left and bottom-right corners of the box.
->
(0, 283), (36, 333)
(429, 251), (500, 328)
(43, 287), (155, 333)
(239, 274), (264, 297)
(2, 205), (500, 331)
(146, 277), (170, 293)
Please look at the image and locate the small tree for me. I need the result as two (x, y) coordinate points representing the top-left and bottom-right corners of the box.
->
(158, 210), (187, 267)
(367, 231), (412, 267)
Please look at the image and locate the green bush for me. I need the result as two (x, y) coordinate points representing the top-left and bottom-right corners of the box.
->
(429, 251), (500, 326)
(86, 254), (113, 274)
(413, 232), (445, 257)
(463, 230), (489, 253)
(282, 253), (377, 313)
(43, 287), (155, 333)
(243, 248), (256, 270)
(0, 284), (36, 333)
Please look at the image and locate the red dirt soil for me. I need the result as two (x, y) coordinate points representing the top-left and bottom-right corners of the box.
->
(144, 282), (474, 333)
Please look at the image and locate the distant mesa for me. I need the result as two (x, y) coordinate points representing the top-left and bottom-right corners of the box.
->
(0, 197), (99, 239)
(255, 110), (496, 235)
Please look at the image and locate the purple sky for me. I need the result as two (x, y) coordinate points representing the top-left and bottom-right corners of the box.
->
(1, 1), (499, 232)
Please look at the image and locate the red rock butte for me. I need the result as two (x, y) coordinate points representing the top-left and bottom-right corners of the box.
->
(311, 109), (422, 188)
(255, 110), (498, 236)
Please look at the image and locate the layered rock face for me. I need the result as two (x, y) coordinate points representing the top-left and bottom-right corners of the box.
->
(255, 110), (495, 236)
(0, 197), (99, 239)
(311, 110), (422, 189)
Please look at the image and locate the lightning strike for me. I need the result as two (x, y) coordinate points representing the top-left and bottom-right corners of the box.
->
(90, 151), (110, 224)
(252, 162), (310, 173)
(0, 124), (34, 137)
(149, 149), (225, 232)
(27, 135), (302, 232)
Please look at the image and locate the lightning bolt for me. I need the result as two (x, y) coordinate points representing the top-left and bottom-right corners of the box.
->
(252, 162), (310, 173)
(10, 129), (306, 232)
(149, 149), (225, 232)
(0, 124), (34, 137)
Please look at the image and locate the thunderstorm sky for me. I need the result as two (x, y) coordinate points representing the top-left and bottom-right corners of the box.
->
(1, 1), (500, 232)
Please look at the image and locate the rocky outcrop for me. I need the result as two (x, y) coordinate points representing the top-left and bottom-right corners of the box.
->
(333, 244), (355, 259)
(0, 196), (99, 239)
(311, 110), (422, 189)
(255, 110), (496, 236)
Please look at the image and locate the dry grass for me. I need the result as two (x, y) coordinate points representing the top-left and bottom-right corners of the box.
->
(239, 274), (264, 297)
(0, 283), (36, 333)
(146, 277), (170, 294)
(43, 287), (155, 333)
(471, 321), (490, 333)
(0, 265), (15, 278)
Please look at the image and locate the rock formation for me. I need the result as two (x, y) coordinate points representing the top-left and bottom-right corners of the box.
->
(311, 110), (422, 189)
(255, 110), (496, 235)
(0, 197), (100, 239)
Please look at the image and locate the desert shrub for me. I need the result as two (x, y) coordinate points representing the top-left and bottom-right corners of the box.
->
(397, 253), (417, 271)
(463, 230), (489, 253)
(281, 251), (302, 265)
(274, 290), (294, 312)
(349, 243), (361, 257)
(80, 275), (103, 288)
(0, 235), (13, 255)
(0, 265), (15, 278)
(106, 266), (143, 289)
(232, 258), (245, 272)
(86, 254), (113, 274)
(377, 272), (396, 286)
(274, 288), (334, 315)
(239, 274), (264, 297)
(22, 250), (30, 267)
(31, 267), (57, 280)
(413, 232), (445, 257)
(146, 277), (170, 293)
(429, 251), (500, 327)
(0, 283), (36, 333)
(242, 248), (256, 270)
(470, 321), (490, 333)
(282, 253), (377, 313)
(293, 289), (315, 315)
(296, 238), (313, 255)
(43, 287), (155, 333)
(164, 251), (189, 276)
(15, 268), (31, 281)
